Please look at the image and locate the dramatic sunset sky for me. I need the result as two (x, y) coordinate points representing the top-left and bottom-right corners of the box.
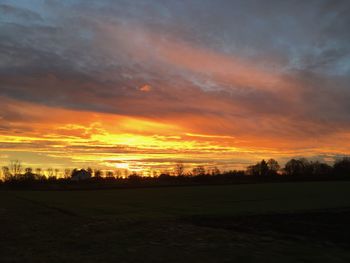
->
(1, 0), (350, 174)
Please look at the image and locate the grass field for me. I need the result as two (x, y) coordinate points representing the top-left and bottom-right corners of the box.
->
(1, 181), (350, 262)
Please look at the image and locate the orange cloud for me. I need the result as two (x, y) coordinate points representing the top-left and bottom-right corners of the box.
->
(1, 96), (350, 173)
(139, 84), (152, 92)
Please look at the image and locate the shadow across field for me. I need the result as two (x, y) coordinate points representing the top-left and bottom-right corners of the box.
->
(1, 182), (350, 262)
(183, 208), (350, 247)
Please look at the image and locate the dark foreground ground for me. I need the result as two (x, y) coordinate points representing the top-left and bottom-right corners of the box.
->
(1, 181), (350, 262)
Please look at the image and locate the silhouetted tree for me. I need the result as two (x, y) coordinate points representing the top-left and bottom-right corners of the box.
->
(260, 160), (269, 176)
(128, 172), (142, 182)
(71, 168), (78, 178)
(211, 166), (221, 176)
(192, 166), (206, 176)
(152, 170), (158, 177)
(10, 160), (22, 176)
(47, 168), (54, 177)
(267, 159), (280, 175)
(1, 166), (12, 181)
(247, 164), (259, 176)
(158, 172), (171, 180)
(71, 169), (91, 181)
(21, 167), (35, 180)
(94, 169), (102, 178)
(124, 169), (129, 178)
(115, 169), (122, 178)
(48, 175), (57, 181)
(284, 158), (311, 176)
(87, 167), (93, 176)
(333, 157), (350, 177)
(309, 161), (332, 176)
(106, 171), (115, 178)
(174, 162), (185, 177)
(35, 168), (42, 176)
(247, 160), (269, 176)
(64, 169), (71, 179)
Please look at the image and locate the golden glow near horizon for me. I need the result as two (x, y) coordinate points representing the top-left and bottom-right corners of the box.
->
(1, 96), (349, 175)
(0, 98), (255, 172)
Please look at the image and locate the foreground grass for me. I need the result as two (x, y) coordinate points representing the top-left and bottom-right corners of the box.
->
(1, 181), (350, 262)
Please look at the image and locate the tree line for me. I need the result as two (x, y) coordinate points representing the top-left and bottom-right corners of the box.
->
(1, 157), (350, 185)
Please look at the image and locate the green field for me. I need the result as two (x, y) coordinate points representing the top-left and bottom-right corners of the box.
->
(1, 181), (350, 262)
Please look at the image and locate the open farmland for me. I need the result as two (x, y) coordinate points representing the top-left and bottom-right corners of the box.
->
(1, 181), (350, 262)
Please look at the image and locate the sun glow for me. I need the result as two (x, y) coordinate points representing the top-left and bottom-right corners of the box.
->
(114, 162), (130, 169)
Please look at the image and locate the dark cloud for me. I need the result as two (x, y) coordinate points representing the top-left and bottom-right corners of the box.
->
(0, 0), (350, 140)
(0, 4), (43, 22)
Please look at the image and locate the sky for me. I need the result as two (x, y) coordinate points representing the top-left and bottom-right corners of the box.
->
(1, 0), (350, 174)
